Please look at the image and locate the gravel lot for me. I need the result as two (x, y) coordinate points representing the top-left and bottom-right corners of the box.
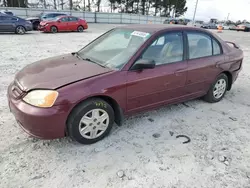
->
(1, 24), (250, 188)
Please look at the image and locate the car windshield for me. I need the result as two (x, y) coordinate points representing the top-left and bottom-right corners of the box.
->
(77, 28), (151, 70)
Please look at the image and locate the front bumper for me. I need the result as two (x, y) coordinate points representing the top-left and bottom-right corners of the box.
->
(84, 24), (88, 30)
(7, 84), (69, 139)
(26, 26), (33, 31)
(38, 25), (49, 32)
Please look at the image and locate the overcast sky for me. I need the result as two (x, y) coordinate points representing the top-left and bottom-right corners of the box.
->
(185, 0), (250, 21)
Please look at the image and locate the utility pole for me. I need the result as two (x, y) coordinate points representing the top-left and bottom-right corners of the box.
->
(192, 0), (199, 26)
(227, 13), (230, 21)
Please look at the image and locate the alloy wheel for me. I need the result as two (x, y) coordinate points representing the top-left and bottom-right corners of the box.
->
(16, 26), (25, 34)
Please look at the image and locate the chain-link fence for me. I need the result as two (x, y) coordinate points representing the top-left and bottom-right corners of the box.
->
(0, 7), (168, 24)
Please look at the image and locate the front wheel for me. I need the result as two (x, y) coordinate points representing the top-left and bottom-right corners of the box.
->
(67, 98), (115, 144)
(50, 26), (58, 33)
(203, 74), (228, 103)
(15, 26), (26, 34)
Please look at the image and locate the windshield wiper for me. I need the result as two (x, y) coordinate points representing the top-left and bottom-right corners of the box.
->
(72, 52), (106, 68)
(72, 52), (83, 60)
(82, 57), (106, 68)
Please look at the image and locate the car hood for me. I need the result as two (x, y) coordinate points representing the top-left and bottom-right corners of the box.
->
(26, 17), (40, 20)
(40, 20), (55, 25)
(15, 54), (113, 91)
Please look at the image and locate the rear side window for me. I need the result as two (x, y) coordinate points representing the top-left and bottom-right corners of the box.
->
(69, 17), (78, 21)
(0, 16), (17, 21)
(212, 39), (222, 55)
(187, 32), (212, 59)
(47, 14), (54, 18)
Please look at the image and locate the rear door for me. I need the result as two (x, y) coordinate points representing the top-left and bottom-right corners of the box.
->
(0, 15), (17, 32)
(185, 31), (225, 95)
(0, 15), (5, 31)
(68, 17), (79, 31)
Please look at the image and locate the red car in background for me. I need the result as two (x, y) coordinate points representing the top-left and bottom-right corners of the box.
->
(38, 15), (88, 33)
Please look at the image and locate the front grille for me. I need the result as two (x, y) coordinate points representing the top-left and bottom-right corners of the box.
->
(11, 80), (25, 99)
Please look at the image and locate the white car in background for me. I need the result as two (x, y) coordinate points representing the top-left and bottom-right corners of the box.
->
(186, 21), (203, 28)
(217, 24), (236, 30)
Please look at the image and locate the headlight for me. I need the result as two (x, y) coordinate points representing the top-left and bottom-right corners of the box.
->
(44, 23), (49, 27)
(23, 90), (58, 108)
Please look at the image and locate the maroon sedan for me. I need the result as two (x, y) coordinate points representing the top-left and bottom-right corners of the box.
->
(7, 24), (243, 144)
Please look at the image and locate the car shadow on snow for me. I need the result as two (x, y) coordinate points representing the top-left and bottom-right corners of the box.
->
(24, 98), (203, 149)
(0, 32), (35, 35)
(21, 88), (242, 151)
(40, 31), (90, 35)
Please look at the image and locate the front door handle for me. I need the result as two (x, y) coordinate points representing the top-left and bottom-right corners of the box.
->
(175, 69), (185, 76)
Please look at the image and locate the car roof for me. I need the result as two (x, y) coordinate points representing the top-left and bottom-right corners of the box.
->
(46, 12), (66, 15)
(117, 24), (208, 34)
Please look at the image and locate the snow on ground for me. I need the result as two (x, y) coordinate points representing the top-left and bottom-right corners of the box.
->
(0, 24), (250, 188)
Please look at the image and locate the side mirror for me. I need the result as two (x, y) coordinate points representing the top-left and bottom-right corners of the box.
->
(131, 59), (155, 70)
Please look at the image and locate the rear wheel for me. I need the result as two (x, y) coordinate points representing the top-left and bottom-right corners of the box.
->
(203, 74), (228, 103)
(50, 26), (58, 33)
(15, 26), (26, 34)
(77, 26), (84, 32)
(67, 98), (115, 144)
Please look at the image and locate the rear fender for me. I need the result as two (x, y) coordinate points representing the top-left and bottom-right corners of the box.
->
(225, 41), (240, 49)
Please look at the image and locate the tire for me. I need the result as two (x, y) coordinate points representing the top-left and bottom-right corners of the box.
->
(77, 25), (84, 32)
(50, 26), (58, 33)
(67, 98), (115, 144)
(33, 21), (40, 30)
(15, 26), (26, 34)
(203, 74), (228, 103)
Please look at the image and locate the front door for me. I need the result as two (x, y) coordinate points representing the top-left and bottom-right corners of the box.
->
(126, 31), (188, 114)
(58, 17), (69, 31)
(185, 31), (225, 95)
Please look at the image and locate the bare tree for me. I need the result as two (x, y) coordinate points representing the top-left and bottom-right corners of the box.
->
(3, 0), (7, 6)
(88, 0), (90, 11)
(96, 0), (101, 12)
(60, 0), (64, 9)
(53, 0), (57, 9)
(69, 0), (73, 9)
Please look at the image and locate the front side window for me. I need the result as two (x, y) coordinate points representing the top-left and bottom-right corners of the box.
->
(187, 32), (212, 59)
(141, 32), (183, 65)
(78, 29), (151, 70)
(60, 17), (68, 22)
